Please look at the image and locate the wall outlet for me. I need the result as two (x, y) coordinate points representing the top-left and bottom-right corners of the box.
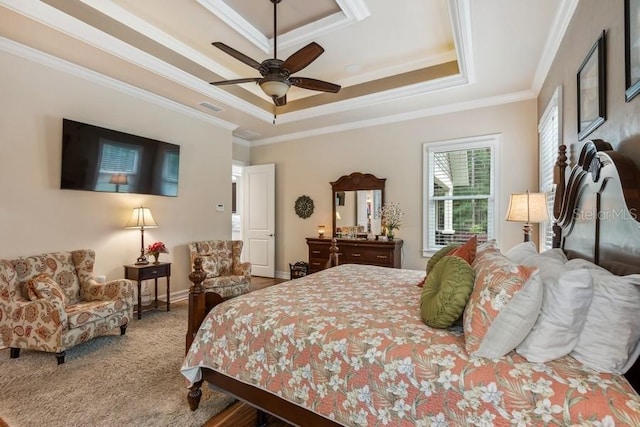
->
(95, 275), (106, 283)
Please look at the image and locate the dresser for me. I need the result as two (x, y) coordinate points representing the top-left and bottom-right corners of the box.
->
(306, 238), (403, 273)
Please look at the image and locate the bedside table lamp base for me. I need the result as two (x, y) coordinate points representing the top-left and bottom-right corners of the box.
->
(135, 226), (149, 265)
(125, 207), (158, 266)
(522, 223), (532, 242)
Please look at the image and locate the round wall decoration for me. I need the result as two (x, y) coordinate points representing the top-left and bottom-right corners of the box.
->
(294, 195), (314, 219)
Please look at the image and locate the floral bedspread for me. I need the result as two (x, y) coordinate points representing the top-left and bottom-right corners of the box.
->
(181, 264), (640, 426)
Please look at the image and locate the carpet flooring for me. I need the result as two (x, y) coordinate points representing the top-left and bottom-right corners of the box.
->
(0, 302), (235, 427)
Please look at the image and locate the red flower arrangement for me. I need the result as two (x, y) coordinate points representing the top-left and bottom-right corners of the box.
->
(146, 241), (169, 256)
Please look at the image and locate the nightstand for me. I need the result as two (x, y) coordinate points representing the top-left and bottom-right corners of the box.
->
(123, 262), (171, 319)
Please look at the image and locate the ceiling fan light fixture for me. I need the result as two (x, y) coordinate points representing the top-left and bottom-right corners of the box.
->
(260, 79), (290, 98)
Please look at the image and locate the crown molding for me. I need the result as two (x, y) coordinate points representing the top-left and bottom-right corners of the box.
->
(251, 90), (536, 146)
(196, 0), (270, 52)
(531, 0), (578, 94)
(2, 0), (274, 123)
(275, 72), (468, 125)
(449, 0), (474, 84)
(80, 0), (231, 78)
(196, 0), (370, 54)
(0, 37), (237, 131)
(232, 136), (251, 147)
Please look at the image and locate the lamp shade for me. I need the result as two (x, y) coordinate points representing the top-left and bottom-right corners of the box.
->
(260, 79), (290, 98)
(109, 173), (128, 185)
(125, 207), (159, 229)
(505, 192), (549, 224)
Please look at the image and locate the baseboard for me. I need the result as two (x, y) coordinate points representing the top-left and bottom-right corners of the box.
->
(275, 270), (290, 280)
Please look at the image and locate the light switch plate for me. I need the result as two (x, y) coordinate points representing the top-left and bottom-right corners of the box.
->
(216, 204), (224, 212)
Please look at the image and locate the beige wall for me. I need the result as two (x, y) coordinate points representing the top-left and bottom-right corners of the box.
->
(538, 0), (640, 166)
(232, 138), (251, 164)
(0, 51), (234, 295)
(251, 100), (539, 275)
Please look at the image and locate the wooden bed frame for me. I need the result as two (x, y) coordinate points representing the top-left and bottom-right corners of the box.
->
(184, 140), (640, 425)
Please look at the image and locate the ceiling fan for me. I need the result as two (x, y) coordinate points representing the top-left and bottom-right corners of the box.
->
(209, 0), (341, 107)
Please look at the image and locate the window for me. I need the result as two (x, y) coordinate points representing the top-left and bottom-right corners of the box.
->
(538, 87), (562, 251)
(423, 134), (500, 256)
(160, 150), (180, 196)
(95, 139), (141, 192)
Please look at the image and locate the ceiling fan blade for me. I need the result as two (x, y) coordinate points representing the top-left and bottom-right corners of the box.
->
(273, 95), (287, 106)
(282, 42), (324, 74)
(210, 77), (260, 86)
(290, 77), (341, 93)
(212, 42), (262, 71)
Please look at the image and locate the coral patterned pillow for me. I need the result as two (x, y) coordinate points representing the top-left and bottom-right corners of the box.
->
(463, 251), (541, 358)
(26, 273), (68, 306)
(449, 235), (477, 265)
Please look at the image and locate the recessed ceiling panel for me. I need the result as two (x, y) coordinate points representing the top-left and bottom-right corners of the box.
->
(224, 0), (340, 37)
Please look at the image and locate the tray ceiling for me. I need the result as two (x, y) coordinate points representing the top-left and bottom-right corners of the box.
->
(0, 0), (575, 144)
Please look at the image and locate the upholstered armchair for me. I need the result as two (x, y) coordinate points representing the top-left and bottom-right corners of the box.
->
(188, 240), (251, 298)
(0, 249), (134, 364)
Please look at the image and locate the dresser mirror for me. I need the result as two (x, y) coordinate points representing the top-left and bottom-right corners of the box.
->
(331, 172), (385, 238)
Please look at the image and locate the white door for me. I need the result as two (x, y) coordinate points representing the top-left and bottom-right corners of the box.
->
(243, 164), (275, 277)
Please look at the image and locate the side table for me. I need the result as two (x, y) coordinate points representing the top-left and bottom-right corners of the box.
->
(123, 262), (171, 319)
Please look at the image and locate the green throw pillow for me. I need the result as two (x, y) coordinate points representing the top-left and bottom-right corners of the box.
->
(420, 255), (475, 329)
(426, 244), (460, 276)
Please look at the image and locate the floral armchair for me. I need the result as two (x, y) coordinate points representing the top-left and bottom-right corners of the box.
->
(0, 249), (134, 364)
(188, 240), (251, 299)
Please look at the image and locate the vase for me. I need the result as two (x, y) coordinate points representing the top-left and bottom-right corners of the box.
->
(152, 254), (159, 264)
(387, 229), (395, 241)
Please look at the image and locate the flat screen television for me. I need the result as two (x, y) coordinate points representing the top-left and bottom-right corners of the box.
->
(61, 119), (180, 197)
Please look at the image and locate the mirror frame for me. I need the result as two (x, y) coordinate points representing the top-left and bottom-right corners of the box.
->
(331, 172), (386, 236)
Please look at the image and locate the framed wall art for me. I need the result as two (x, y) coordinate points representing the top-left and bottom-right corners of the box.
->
(577, 30), (606, 141)
(626, 0), (640, 101)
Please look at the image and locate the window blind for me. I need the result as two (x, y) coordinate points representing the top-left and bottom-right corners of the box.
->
(538, 87), (562, 251)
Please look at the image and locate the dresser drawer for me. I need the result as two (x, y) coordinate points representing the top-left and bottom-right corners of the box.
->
(308, 258), (327, 273)
(308, 243), (329, 260)
(307, 238), (402, 271)
(346, 246), (393, 266)
(126, 263), (170, 281)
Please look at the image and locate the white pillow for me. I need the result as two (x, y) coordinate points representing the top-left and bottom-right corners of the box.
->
(521, 253), (565, 270)
(538, 248), (569, 263)
(516, 266), (593, 363)
(564, 257), (609, 272)
(564, 258), (640, 373)
(505, 241), (537, 263)
(569, 268), (640, 374)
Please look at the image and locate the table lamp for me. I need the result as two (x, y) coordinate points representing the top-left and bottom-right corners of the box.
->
(505, 191), (549, 242)
(125, 207), (158, 265)
(109, 173), (128, 192)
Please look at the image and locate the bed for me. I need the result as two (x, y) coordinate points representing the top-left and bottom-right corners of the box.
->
(181, 140), (640, 426)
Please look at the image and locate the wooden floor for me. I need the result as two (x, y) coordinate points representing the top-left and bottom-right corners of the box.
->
(203, 276), (292, 427)
(250, 276), (287, 291)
